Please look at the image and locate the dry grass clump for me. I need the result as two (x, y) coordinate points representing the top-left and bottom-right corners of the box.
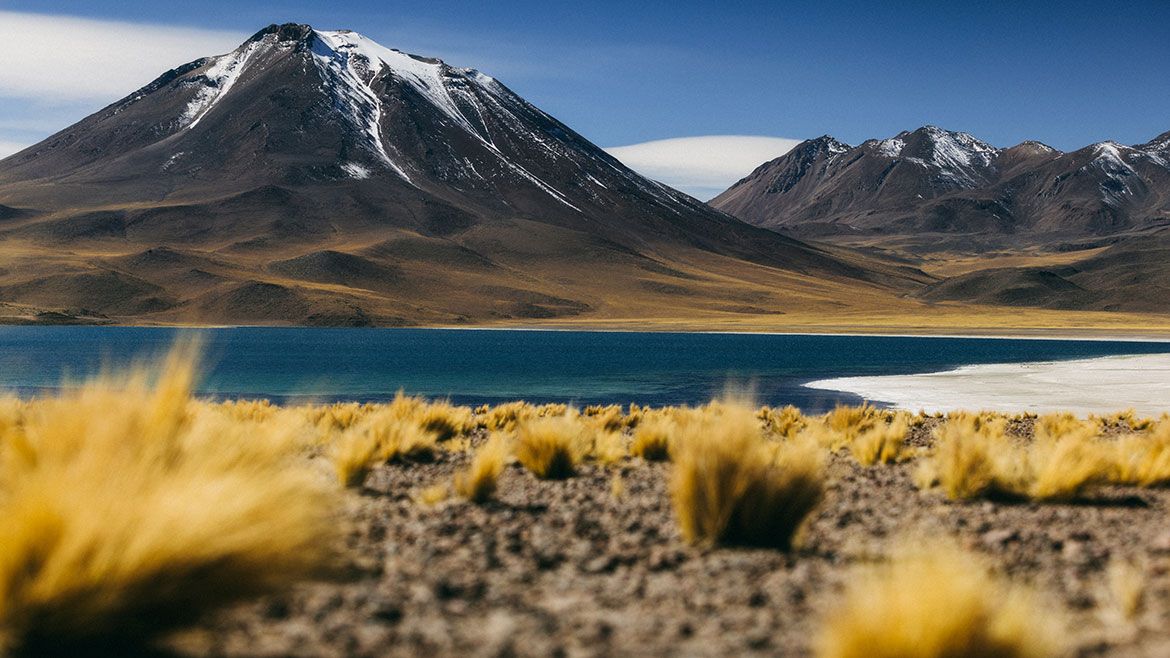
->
(917, 412), (1107, 501)
(477, 401), (568, 432)
(670, 404), (824, 550)
(415, 400), (473, 441)
(0, 347), (331, 650)
(514, 415), (590, 479)
(583, 404), (629, 432)
(332, 411), (438, 487)
(454, 434), (510, 503)
(850, 414), (911, 466)
(817, 545), (1060, 658)
(1110, 419), (1170, 486)
(631, 414), (676, 461)
(588, 430), (628, 466)
(758, 404), (806, 439)
(1093, 409), (1156, 433)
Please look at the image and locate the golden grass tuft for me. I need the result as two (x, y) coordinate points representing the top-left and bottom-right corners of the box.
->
(0, 345), (331, 649)
(415, 400), (473, 441)
(758, 404), (806, 439)
(1110, 419), (1170, 486)
(669, 404), (824, 549)
(514, 415), (589, 479)
(850, 414), (911, 466)
(332, 411), (438, 487)
(454, 434), (509, 503)
(631, 414), (675, 461)
(817, 545), (1060, 658)
(917, 412), (1107, 501)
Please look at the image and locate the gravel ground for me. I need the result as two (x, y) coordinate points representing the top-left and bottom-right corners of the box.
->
(165, 421), (1170, 657)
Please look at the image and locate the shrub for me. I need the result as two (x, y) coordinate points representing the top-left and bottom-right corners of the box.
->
(758, 404), (806, 439)
(670, 405), (823, 549)
(631, 415), (675, 461)
(415, 401), (473, 441)
(850, 415), (910, 466)
(514, 415), (588, 479)
(332, 412), (438, 487)
(917, 413), (1107, 501)
(589, 430), (627, 466)
(817, 545), (1059, 658)
(0, 347), (331, 650)
(454, 434), (509, 503)
(1110, 419), (1170, 486)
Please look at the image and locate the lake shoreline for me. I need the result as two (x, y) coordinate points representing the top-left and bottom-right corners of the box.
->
(806, 353), (1170, 416)
(6, 320), (1170, 343)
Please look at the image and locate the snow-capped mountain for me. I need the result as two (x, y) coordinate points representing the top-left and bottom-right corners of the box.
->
(712, 125), (1170, 251)
(0, 24), (918, 325)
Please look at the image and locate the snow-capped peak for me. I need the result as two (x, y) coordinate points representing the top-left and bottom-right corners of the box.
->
(313, 30), (496, 132)
(1090, 141), (1135, 171)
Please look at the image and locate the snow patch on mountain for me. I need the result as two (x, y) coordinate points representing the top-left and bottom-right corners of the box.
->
(874, 138), (904, 158)
(308, 34), (413, 182)
(341, 162), (371, 179)
(181, 40), (262, 129)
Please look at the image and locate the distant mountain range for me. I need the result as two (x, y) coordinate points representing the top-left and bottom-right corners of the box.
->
(711, 126), (1170, 312)
(712, 125), (1170, 251)
(0, 24), (922, 326)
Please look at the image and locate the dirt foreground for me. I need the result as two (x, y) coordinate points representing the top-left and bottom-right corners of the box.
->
(162, 420), (1170, 658)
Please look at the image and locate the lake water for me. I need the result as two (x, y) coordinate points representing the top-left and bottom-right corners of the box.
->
(1, 326), (1168, 412)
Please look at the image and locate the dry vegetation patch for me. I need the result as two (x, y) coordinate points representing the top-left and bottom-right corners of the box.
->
(817, 545), (1061, 658)
(5, 360), (1170, 656)
(0, 348), (333, 651)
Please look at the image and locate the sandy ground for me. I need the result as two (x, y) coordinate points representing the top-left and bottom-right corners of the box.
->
(157, 421), (1170, 658)
(807, 354), (1170, 417)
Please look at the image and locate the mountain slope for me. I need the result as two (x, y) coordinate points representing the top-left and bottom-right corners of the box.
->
(0, 24), (925, 326)
(712, 125), (1170, 251)
(711, 125), (1170, 313)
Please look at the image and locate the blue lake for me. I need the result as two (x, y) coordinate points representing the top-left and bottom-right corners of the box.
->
(1, 326), (1168, 412)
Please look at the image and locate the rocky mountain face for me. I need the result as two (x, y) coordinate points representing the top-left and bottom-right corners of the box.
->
(711, 125), (1170, 252)
(711, 126), (1170, 312)
(0, 24), (922, 325)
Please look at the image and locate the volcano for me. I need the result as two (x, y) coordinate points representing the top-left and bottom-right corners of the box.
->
(0, 24), (923, 326)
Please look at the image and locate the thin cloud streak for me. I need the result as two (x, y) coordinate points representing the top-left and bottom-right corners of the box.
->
(0, 141), (31, 159)
(0, 11), (244, 103)
(606, 135), (802, 200)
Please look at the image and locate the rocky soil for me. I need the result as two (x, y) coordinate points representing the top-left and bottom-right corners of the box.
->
(165, 422), (1170, 657)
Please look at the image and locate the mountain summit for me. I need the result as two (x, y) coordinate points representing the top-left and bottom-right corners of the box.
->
(0, 24), (920, 325)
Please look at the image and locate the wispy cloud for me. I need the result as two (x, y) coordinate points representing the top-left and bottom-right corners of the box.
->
(0, 11), (244, 103)
(606, 136), (803, 200)
(0, 140), (30, 159)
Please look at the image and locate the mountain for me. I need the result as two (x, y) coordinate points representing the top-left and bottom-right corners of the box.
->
(711, 125), (1170, 252)
(711, 126), (1170, 312)
(0, 24), (926, 326)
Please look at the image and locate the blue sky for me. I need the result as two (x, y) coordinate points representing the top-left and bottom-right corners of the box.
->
(2, 1), (1169, 197)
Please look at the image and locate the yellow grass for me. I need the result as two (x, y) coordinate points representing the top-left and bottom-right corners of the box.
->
(669, 404), (824, 549)
(0, 346), (331, 650)
(454, 434), (509, 503)
(850, 414), (911, 466)
(332, 411), (438, 487)
(514, 415), (589, 479)
(817, 545), (1061, 658)
(917, 412), (1109, 501)
(1110, 419), (1170, 486)
(631, 415), (675, 461)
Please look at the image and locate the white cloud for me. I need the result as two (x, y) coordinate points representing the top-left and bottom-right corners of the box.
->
(0, 11), (244, 103)
(605, 135), (803, 200)
(0, 140), (31, 159)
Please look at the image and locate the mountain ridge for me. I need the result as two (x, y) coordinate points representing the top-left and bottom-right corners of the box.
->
(711, 125), (1170, 250)
(0, 23), (926, 326)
